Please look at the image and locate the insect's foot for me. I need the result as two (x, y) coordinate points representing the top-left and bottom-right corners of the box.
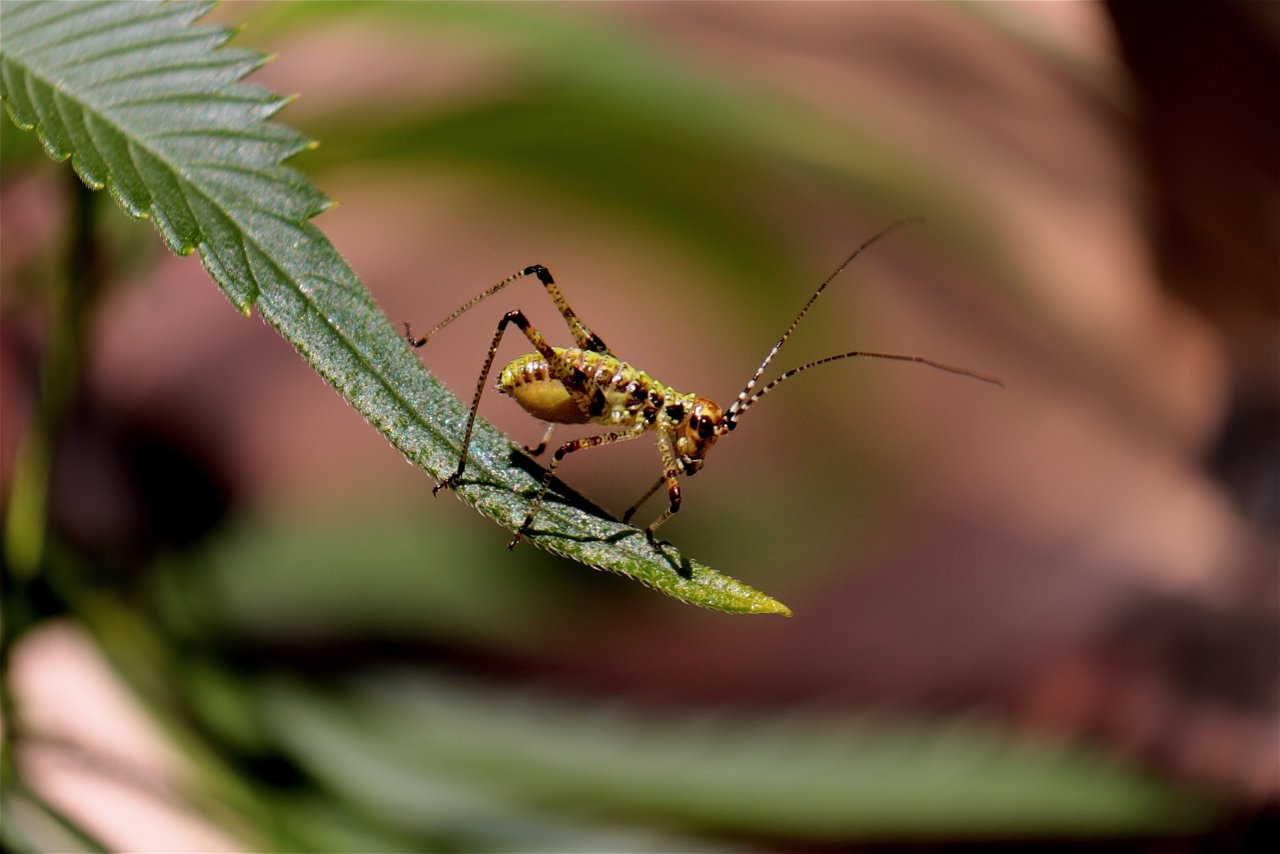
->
(432, 474), (461, 496)
(645, 529), (672, 552)
(403, 322), (427, 348)
(507, 507), (540, 548)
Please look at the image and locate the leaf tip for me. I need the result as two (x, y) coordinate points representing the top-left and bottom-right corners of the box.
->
(73, 167), (105, 193)
(756, 598), (793, 617)
(2, 104), (35, 133)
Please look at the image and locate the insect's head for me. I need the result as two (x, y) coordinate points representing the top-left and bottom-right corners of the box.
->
(672, 398), (728, 475)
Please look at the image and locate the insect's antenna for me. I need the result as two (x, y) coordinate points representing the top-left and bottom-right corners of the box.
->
(724, 217), (924, 426)
(409, 265), (541, 345)
(730, 350), (1003, 420)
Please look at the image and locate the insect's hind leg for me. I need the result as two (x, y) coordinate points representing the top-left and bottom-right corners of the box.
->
(526, 265), (612, 354)
(404, 265), (546, 348)
(402, 263), (609, 353)
(510, 426), (648, 548)
(434, 309), (559, 494)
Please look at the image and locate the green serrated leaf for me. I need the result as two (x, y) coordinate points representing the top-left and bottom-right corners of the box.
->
(0, 0), (790, 616)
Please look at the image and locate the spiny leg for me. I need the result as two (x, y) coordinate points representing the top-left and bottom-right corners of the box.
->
(510, 426), (648, 549)
(404, 265), (546, 347)
(527, 265), (613, 354)
(642, 437), (684, 549)
(622, 476), (665, 524)
(524, 422), (556, 457)
(429, 309), (562, 494)
(403, 263), (610, 354)
(643, 479), (682, 548)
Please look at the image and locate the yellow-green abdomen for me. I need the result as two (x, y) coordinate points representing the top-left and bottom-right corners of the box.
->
(499, 350), (591, 424)
(499, 348), (669, 428)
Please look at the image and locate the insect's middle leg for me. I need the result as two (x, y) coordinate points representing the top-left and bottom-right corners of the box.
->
(434, 309), (562, 494)
(524, 422), (556, 457)
(509, 426), (648, 549)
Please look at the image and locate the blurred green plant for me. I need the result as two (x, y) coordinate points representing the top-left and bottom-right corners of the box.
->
(263, 668), (1212, 843)
(191, 512), (1217, 844)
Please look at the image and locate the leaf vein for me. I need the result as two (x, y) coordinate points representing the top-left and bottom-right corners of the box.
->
(11, 2), (200, 59)
(45, 29), (227, 77)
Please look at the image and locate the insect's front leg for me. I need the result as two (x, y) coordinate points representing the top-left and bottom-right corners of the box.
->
(622, 476), (665, 524)
(510, 425), (648, 549)
(434, 309), (545, 495)
(642, 439), (684, 549)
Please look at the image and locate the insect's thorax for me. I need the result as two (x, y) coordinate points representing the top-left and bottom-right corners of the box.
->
(499, 348), (691, 429)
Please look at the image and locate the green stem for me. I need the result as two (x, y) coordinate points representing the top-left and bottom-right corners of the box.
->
(3, 170), (99, 578)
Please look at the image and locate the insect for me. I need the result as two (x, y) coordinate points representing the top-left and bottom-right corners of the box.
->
(405, 219), (1002, 550)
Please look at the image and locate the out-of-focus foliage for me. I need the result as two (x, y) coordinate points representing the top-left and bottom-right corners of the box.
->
(73, 508), (1210, 849)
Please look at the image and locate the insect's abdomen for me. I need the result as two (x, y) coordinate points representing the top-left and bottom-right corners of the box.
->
(499, 348), (662, 427)
(499, 351), (590, 424)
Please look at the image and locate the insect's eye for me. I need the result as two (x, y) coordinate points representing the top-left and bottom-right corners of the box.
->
(696, 416), (715, 439)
